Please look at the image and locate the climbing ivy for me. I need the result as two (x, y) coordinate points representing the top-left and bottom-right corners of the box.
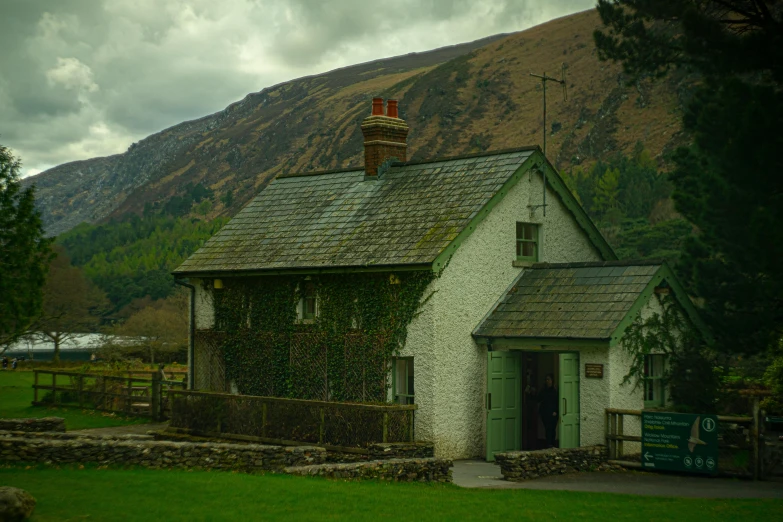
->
(621, 294), (720, 412)
(208, 271), (434, 403)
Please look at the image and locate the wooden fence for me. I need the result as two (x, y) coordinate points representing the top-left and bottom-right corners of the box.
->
(168, 389), (417, 450)
(605, 407), (764, 479)
(32, 370), (186, 421)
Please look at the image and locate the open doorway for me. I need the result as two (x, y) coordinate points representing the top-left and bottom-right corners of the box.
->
(486, 350), (580, 460)
(521, 352), (559, 450)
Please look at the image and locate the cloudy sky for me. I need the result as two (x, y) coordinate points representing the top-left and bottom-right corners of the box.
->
(1, 0), (595, 177)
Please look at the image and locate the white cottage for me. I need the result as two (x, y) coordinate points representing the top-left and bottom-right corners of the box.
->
(173, 97), (705, 460)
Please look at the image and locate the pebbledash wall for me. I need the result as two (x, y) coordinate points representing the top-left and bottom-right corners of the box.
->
(402, 170), (603, 459)
(608, 295), (673, 454)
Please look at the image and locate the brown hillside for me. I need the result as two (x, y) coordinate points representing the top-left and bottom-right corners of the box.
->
(26, 9), (690, 235)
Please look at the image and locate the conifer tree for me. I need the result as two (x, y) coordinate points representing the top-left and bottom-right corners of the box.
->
(0, 144), (52, 349)
(595, 1), (783, 356)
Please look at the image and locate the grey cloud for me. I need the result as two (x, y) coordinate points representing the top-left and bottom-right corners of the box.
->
(0, 0), (596, 176)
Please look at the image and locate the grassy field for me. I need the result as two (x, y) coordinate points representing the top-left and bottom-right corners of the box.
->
(1, 465), (780, 522)
(0, 371), (146, 430)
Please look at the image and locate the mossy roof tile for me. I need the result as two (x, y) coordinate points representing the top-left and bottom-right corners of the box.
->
(175, 150), (535, 273)
(475, 262), (664, 340)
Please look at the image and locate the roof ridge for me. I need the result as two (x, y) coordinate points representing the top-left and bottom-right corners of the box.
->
(276, 146), (540, 180)
(399, 145), (540, 166)
(531, 259), (666, 269)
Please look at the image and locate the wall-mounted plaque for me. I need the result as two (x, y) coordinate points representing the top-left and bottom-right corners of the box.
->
(585, 363), (603, 378)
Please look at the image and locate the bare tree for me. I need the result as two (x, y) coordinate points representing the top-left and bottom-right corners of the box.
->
(113, 292), (188, 364)
(34, 247), (108, 362)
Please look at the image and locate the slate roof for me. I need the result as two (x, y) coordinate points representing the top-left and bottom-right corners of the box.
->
(175, 148), (538, 274)
(473, 261), (665, 341)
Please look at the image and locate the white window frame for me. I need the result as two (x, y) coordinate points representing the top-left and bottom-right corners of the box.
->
(643, 354), (666, 408)
(296, 280), (318, 324)
(392, 357), (414, 405)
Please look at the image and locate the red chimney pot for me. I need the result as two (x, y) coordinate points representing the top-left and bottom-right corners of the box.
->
(371, 97), (384, 116)
(386, 99), (399, 118)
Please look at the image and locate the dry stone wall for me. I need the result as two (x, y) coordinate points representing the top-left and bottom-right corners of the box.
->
(0, 417), (65, 433)
(495, 445), (618, 481)
(0, 431), (450, 482)
(285, 458), (452, 482)
(0, 431), (324, 471)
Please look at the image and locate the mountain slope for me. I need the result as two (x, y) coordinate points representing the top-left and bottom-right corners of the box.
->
(25, 9), (690, 236)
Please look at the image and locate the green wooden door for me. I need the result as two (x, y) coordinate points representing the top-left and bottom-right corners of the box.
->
(486, 351), (521, 461)
(558, 352), (580, 448)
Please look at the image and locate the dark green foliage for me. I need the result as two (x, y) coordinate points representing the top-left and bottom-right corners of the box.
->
(162, 182), (214, 217)
(622, 295), (720, 412)
(594, 1), (783, 83)
(562, 144), (687, 262)
(58, 214), (227, 311)
(595, 1), (783, 360)
(612, 218), (691, 260)
(213, 272), (434, 403)
(672, 80), (783, 357)
(668, 346), (722, 414)
(0, 144), (53, 346)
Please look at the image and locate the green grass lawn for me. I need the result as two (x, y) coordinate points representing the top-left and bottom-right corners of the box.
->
(0, 465), (779, 521)
(0, 371), (147, 430)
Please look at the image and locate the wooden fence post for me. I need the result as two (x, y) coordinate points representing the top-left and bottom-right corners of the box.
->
(618, 413), (624, 459)
(752, 397), (762, 481)
(33, 371), (39, 404)
(127, 376), (133, 415)
(151, 371), (161, 421)
(52, 373), (57, 405)
(78, 375), (84, 408)
(101, 377), (107, 411)
(319, 407), (325, 445)
(383, 412), (389, 443)
(409, 410), (414, 442)
(262, 402), (267, 438)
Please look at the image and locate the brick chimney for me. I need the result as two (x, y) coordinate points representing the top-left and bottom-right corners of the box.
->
(361, 97), (409, 177)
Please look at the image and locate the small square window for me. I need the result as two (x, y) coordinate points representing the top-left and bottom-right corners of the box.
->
(644, 354), (665, 408)
(393, 358), (414, 405)
(516, 222), (539, 261)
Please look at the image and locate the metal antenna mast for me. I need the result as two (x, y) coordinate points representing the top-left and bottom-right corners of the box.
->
(529, 63), (567, 216)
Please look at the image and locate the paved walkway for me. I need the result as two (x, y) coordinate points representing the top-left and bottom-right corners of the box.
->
(69, 422), (168, 436)
(452, 460), (783, 499)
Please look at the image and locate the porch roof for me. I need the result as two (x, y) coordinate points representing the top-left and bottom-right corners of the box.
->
(473, 261), (666, 342)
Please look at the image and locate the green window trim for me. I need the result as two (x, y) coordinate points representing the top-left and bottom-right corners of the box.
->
(516, 222), (539, 262)
(643, 354), (666, 408)
(392, 357), (414, 405)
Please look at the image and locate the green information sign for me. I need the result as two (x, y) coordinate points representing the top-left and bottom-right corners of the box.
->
(642, 411), (719, 474)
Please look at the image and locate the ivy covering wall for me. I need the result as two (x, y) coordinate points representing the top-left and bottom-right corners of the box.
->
(621, 293), (719, 413)
(206, 271), (434, 403)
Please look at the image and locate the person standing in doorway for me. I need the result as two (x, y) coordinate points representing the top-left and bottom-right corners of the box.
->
(537, 373), (559, 448)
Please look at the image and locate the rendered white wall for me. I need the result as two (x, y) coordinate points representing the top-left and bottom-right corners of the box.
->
(575, 345), (610, 446)
(417, 170), (604, 459)
(609, 295), (669, 453)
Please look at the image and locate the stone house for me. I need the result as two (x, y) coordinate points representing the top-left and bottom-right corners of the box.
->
(173, 98), (706, 460)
